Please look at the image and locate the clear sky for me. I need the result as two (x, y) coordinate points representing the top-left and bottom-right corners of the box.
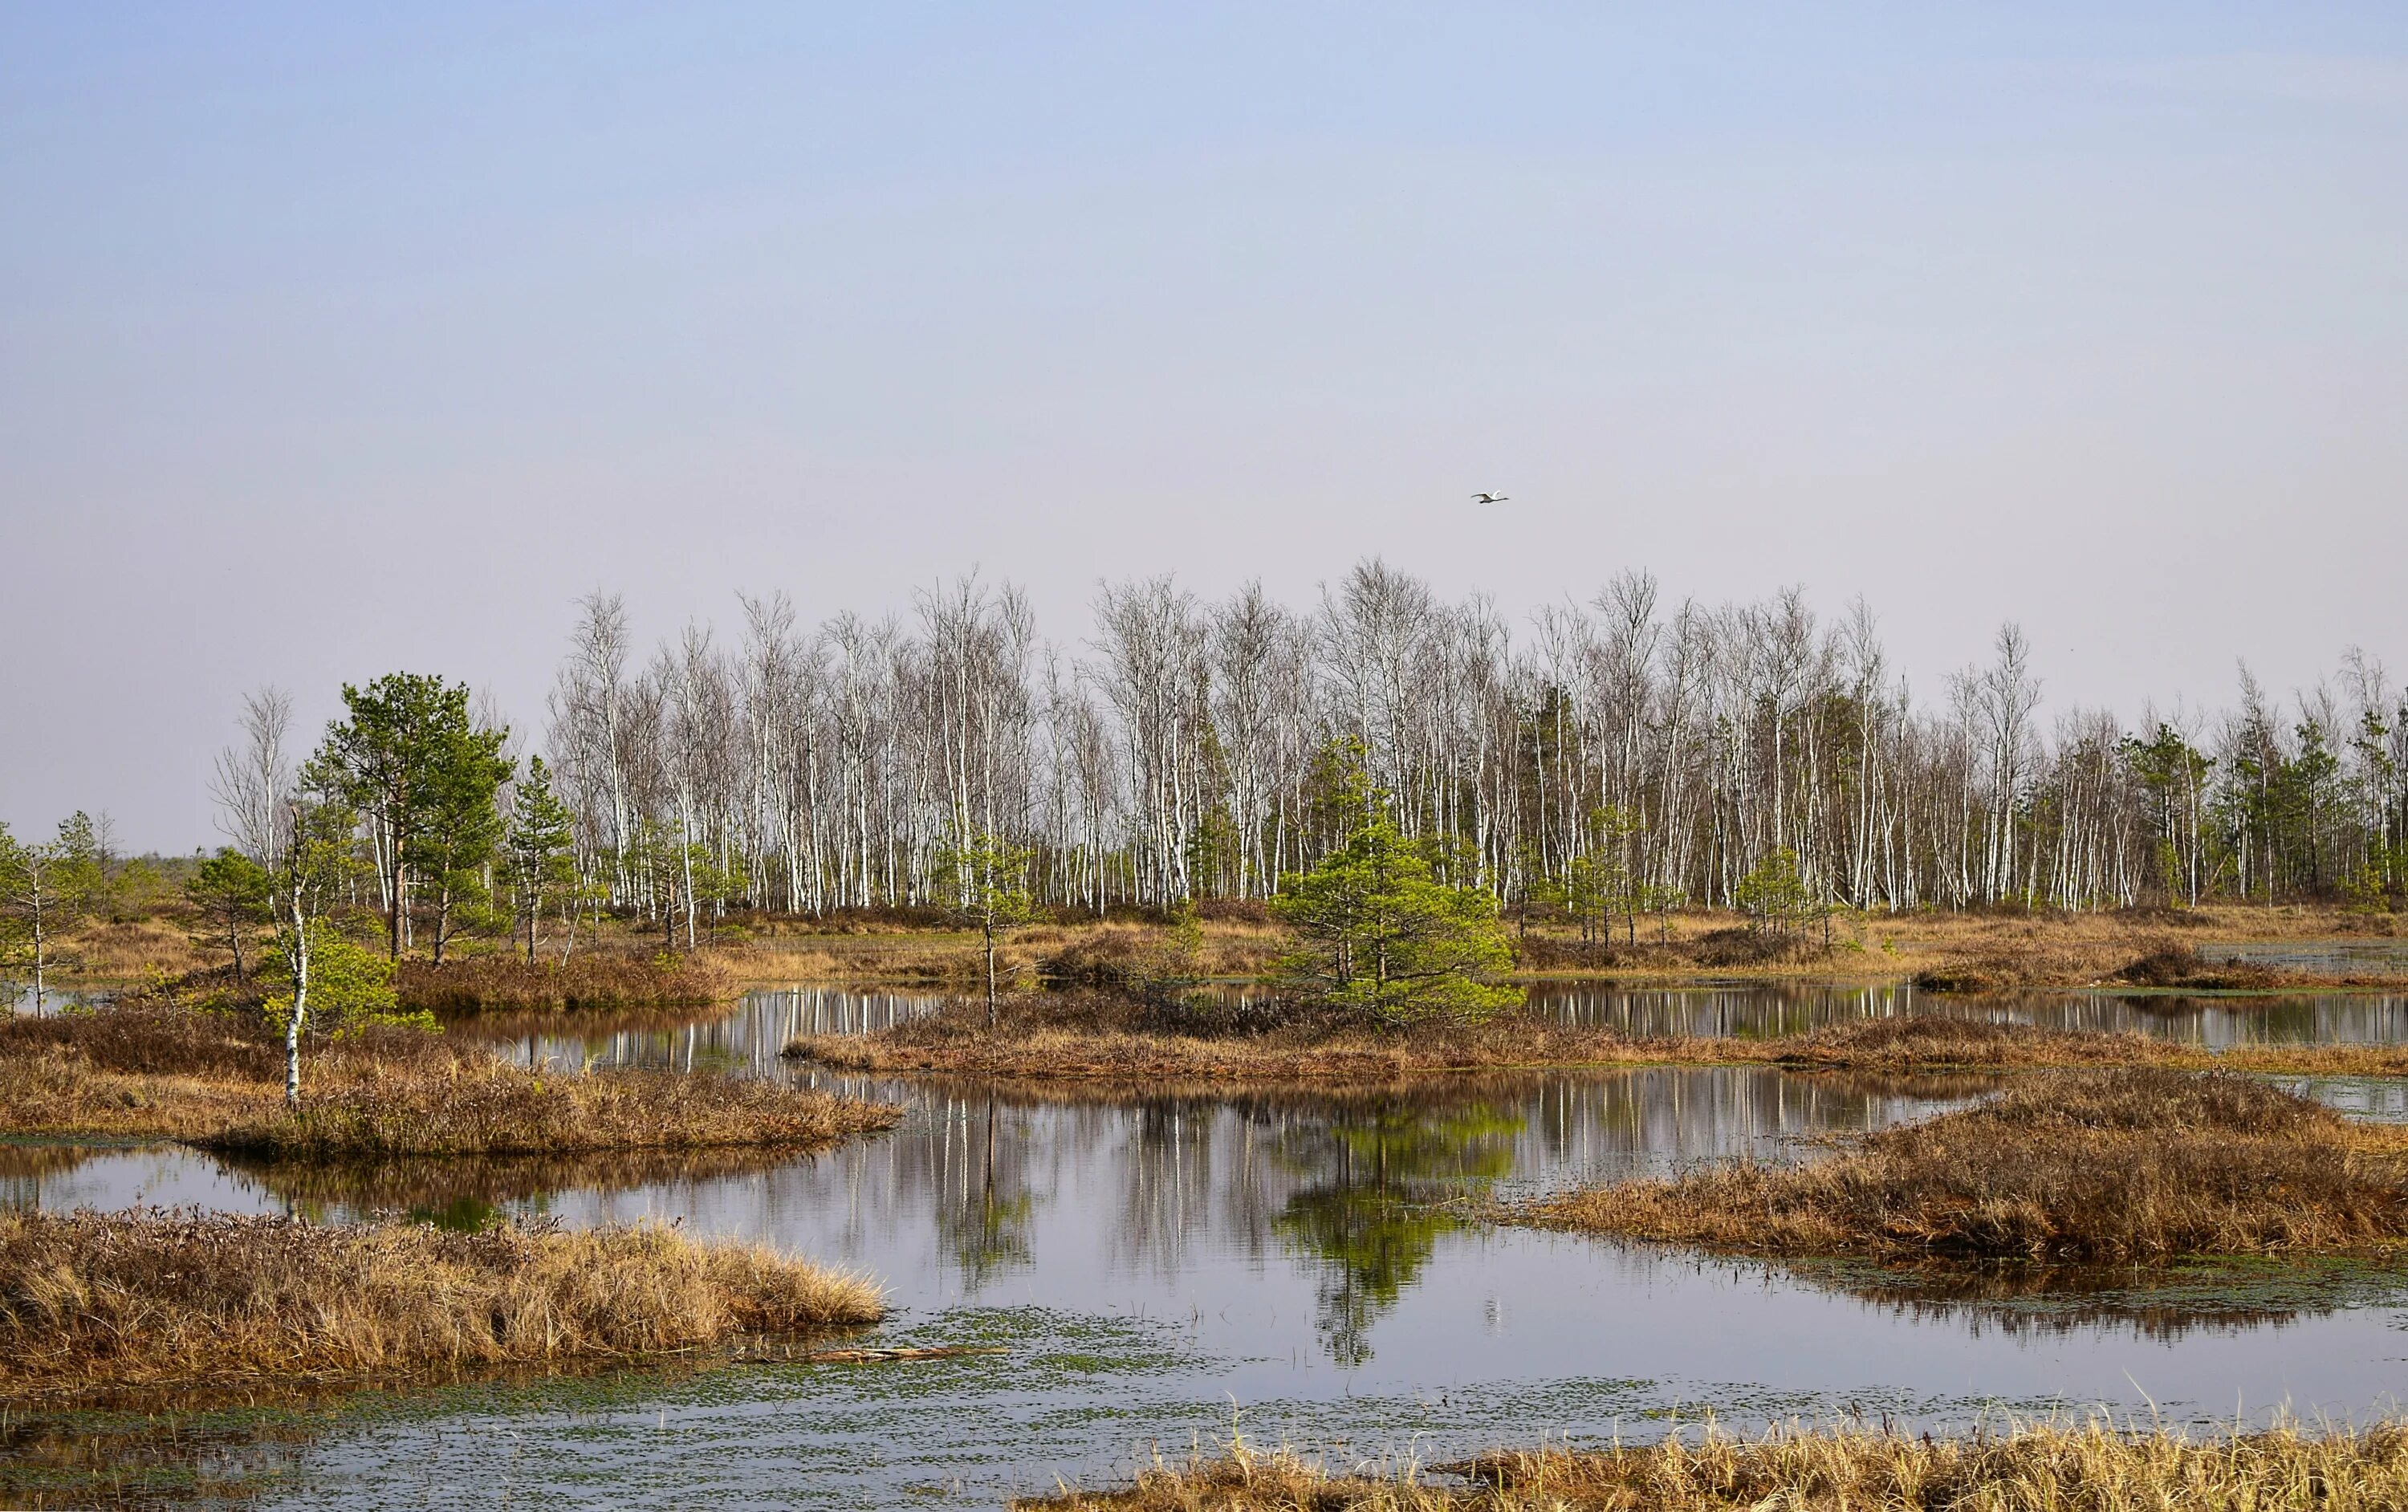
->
(4, 3), (2403, 850)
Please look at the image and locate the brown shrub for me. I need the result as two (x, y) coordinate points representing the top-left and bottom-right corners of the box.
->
(0, 1002), (279, 1082)
(0, 1209), (881, 1398)
(2111, 945), (2279, 990)
(1523, 1068), (2408, 1264)
(394, 951), (738, 1013)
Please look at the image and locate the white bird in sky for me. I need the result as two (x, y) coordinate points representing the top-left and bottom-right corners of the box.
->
(1470, 490), (1510, 504)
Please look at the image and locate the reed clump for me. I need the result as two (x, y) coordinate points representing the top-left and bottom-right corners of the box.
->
(394, 950), (738, 1013)
(0, 1208), (881, 1399)
(1020, 1417), (2408, 1510)
(1523, 1068), (2408, 1264)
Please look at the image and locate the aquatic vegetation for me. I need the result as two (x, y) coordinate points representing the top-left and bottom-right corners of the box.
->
(1023, 1416), (2408, 1510)
(0, 1209), (882, 1400)
(1519, 1069), (2408, 1264)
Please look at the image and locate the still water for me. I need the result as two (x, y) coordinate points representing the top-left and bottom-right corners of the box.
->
(10, 984), (2408, 1509)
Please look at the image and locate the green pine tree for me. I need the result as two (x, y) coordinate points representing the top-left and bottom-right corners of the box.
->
(1272, 756), (1520, 1027)
(186, 847), (273, 976)
(504, 755), (578, 962)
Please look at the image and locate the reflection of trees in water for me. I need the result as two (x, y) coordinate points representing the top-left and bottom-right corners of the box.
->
(1791, 1257), (2398, 1343)
(931, 1087), (1038, 1286)
(0, 1143), (96, 1211)
(1116, 1099), (1226, 1280)
(1268, 1097), (1525, 1367)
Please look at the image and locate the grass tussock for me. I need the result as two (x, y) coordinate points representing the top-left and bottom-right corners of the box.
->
(395, 950), (738, 1012)
(197, 1053), (898, 1160)
(0, 1208), (881, 1399)
(1522, 1068), (2408, 1264)
(2109, 945), (2280, 990)
(1021, 1417), (2408, 1511)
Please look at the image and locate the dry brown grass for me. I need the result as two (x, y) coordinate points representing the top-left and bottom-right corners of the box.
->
(787, 994), (1650, 1083)
(1521, 1068), (2408, 1264)
(1510, 903), (2402, 988)
(394, 950), (739, 1012)
(786, 996), (2408, 1083)
(0, 1208), (881, 1400)
(53, 917), (212, 982)
(198, 1053), (897, 1160)
(1020, 1418), (2408, 1511)
(0, 1002), (900, 1155)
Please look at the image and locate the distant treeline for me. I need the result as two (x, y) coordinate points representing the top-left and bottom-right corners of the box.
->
(214, 560), (2407, 944)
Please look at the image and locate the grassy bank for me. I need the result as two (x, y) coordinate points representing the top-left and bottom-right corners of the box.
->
(0, 1209), (880, 1400)
(55, 901), (2402, 998)
(0, 1003), (898, 1154)
(725, 903), (2404, 991)
(1519, 1068), (2408, 1264)
(1021, 1418), (2408, 1510)
(785, 998), (2408, 1083)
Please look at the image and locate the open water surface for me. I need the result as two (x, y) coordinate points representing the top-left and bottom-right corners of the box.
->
(10, 983), (2408, 1508)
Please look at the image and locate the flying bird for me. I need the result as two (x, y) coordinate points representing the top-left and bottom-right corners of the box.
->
(1470, 491), (1510, 504)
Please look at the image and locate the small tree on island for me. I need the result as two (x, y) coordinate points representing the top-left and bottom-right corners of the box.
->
(939, 832), (1031, 1030)
(503, 755), (578, 964)
(1272, 760), (1520, 1027)
(186, 847), (273, 977)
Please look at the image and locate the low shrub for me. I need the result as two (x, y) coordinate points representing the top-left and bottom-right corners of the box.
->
(393, 952), (738, 1013)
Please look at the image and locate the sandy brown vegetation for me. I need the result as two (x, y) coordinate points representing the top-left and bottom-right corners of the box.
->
(393, 949), (738, 1012)
(1512, 904), (2403, 990)
(722, 904), (2408, 994)
(1021, 1418), (2408, 1511)
(199, 1052), (895, 1160)
(786, 994), (2408, 1083)
(787, 993), (1646, 1083)
(54, 916), (212, 982)
(0, 1002), (898, 1155)
(1521, 1068), (2408, 1264)
(0, 1208), (881, 1400)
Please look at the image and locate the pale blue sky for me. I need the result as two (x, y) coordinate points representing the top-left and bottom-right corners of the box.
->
(4, 4), (2404, 847)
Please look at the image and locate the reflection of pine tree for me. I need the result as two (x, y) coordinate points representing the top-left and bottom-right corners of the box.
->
(936, 1091), (1037, 1287)
(1271, 1098), (1523, 1366)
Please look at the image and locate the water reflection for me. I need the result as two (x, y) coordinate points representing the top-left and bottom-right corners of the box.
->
(1526, 980), (2408, 1046)
(1271, 1097), (1521, 1365)
(1800, 1255), (2408, 1342)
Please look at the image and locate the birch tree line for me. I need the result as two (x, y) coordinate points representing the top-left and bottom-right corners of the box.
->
(532, 560), (2406, 923)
